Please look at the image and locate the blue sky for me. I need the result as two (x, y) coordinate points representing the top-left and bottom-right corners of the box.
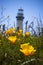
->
(0, 0), (43, 28)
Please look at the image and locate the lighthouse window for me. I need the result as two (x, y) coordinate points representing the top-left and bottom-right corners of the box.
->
(18, 10), (23, 14)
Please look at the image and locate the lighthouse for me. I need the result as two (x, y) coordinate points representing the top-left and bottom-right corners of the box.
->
(16, 8), (24, 30)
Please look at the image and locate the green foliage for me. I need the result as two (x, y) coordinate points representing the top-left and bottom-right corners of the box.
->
(0, 34), (43, 65)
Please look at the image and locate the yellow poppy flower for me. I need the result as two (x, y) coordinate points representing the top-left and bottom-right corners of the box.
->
(5, 28), (16, 34)
(6, 29), (12, 34)
(8, 36), (17, 44)
(19, 29), (23, 33)
(20, 43), (30, 49)
(25, 32), (30, 36)
(20, 43), (36, 56)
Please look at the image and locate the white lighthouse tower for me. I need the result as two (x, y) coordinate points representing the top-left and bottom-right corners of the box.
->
(16, 8), (24, 30)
